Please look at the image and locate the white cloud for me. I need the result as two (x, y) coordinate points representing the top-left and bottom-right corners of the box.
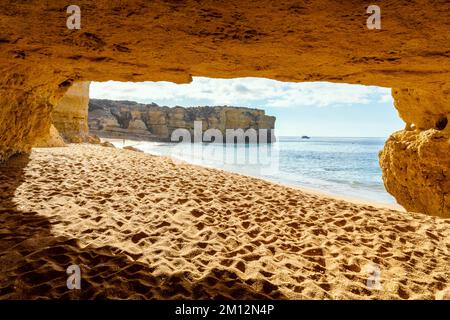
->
(379, 92), (393, 103)
(90, 77), (391, 108)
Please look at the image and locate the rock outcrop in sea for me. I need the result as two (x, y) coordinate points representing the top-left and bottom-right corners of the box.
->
(88, 99), (276, 143)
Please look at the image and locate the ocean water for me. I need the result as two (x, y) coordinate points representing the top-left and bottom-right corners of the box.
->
(109, 136), (397, 205)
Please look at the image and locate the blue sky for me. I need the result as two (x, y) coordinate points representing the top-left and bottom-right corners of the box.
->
(90, 77), (404, 137)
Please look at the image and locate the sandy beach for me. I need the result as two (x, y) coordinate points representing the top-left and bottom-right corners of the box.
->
(0, 144), (448, 299)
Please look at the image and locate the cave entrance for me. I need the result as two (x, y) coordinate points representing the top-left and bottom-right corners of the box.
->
(85, 78), (403, 207)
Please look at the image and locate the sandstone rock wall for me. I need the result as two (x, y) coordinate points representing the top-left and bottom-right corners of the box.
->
(52, 82), (91, 143)
(32, 81), (96, 146)
(392, 88), (450, 133)
(33, 124), (65, 148)
(380, 130), (449, 218)
(0, 69), (68, 159)
(88, 99), (276, 142)
(380, 87), (449, 217)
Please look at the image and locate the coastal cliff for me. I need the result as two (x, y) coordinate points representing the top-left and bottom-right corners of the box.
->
(36, 82), (100, 146)
(52, 82), (91, 143)
(88, 99), (276, 143)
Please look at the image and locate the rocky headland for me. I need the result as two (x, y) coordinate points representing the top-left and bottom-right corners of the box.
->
(88, 99), (276, 143)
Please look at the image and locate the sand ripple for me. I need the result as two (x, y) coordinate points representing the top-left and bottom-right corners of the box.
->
(0, 144), (448, 299)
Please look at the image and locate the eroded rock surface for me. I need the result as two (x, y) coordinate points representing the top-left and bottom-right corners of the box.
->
(33, 124), (65, 148)
(392, 88), (450, 133)
(52, 82), (91, 143)
(380, 130), (450, 217)
(380, 88), (449, 217)
(89, 99), (275, 142)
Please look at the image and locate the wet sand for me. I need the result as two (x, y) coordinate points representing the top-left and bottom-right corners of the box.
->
(0, 144), (448, 299)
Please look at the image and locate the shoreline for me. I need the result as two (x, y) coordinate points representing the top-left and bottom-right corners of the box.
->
(1, 144), (448, 299)
(102, 138), (403, 212)
(261, 180), (405, 212)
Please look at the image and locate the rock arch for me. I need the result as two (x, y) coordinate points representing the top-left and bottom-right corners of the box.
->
(0, 1), (448, 216)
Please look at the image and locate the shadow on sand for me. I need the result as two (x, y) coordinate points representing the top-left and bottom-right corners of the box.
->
(0, 154), (285, 299)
